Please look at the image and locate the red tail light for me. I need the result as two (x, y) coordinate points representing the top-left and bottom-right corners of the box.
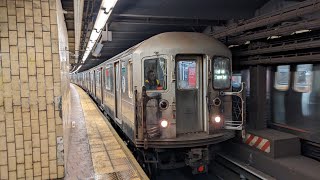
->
(198, 165), (204, 172)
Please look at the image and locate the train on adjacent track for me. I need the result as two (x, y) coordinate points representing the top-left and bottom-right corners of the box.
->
(71, 32), (245, 176)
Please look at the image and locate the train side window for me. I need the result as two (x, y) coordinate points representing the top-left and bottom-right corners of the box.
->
(293, 64), (313, 93)
(274, 65), (290, 91)
(128, 61), (133, 98)
(232, 74), (242, 89)
(144, 57), (167, 91)
(105, 66), (113, 91)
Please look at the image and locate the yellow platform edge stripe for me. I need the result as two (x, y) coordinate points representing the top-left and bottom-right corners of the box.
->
(74, 84), (149, 180)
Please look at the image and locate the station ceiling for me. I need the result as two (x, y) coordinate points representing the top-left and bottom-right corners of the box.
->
(61, 0), (290, 72)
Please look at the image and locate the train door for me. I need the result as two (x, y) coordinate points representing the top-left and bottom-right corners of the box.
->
(114, 61), (122, 124)
(89, 72), (92, 92)
(175, 55), (203, 134)
(101, 67), (104, 105)
(91, 71), (94, 94)
(94, 70), (97, 97)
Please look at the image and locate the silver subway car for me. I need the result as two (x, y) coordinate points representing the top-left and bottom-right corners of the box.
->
(71, 32), (245, 176)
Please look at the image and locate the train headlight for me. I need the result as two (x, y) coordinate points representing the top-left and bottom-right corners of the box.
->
(214, 116), (221, 123)
(160, 119), (168, 128)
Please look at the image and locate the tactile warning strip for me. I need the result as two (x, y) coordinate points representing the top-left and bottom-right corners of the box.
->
(75, 85), (148, 180)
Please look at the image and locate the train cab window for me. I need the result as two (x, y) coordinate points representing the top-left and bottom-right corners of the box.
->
(105, 66), (113, 91)
(274, 65), (290, 91)
(212, 56), (231, 89)
(128, 61), (133, 98)
(293, 64), (313, 93)
(144, 57), (167, 91)
(177, 61), (198, 89)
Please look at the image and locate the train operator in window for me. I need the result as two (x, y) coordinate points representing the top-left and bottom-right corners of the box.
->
(145, 70), (163, 90)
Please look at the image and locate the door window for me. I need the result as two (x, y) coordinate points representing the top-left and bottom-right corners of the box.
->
(116, 64), (119, 92)
(96, 70), (100, 87)
(128, 62), (133, 98)
(177, 61), (198, 89)
(105, 66), (113, 91)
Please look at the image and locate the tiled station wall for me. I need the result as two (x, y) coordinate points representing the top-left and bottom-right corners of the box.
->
(0, 0), (71, 179)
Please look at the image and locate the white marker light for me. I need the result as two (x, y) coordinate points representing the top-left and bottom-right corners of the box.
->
(160, 120), (168, 128)
(214, 116), (221, 123)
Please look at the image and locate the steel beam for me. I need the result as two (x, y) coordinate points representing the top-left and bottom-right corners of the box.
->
(229, 19), (320, 44)
(212, 0), (320, 38)
(112, 31), (156, 34)
(234, 37), (320, 56)
(111, 13), (224, 27)
(112, 13), (209, 20)
(111, 20), (218, 27)
(239, 53), (320, 65)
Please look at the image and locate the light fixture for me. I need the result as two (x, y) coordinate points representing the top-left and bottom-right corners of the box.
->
(214, 116), (221, 123)
(198, 165), (205, 173)
(160, 120), (168, 128)
(76, 0), (118, 73)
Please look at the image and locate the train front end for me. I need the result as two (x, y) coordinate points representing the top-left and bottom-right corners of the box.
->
(134, 32), (246, 174)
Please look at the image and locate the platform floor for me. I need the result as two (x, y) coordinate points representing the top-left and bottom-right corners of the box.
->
(65, 84), (148, 180)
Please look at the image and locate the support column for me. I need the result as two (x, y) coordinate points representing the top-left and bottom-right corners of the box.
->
(248, 65), (267, 130)
(0, 0), (68, 179)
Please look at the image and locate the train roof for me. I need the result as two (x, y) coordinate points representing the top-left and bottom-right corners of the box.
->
(84, 32), (231, 72)
(134, 32), (231, 57)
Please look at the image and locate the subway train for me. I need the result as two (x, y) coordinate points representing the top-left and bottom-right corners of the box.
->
(71, 32), (245, 176)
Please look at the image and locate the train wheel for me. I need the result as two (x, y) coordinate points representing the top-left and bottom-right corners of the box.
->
(146, 157), (158, 180)
(135, 150), (150, 176)
(135, 150), (158, 179)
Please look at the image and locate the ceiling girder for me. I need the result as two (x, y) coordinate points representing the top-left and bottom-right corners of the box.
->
(213, 0), (320, 38)
(234, 36), (320, 56)
(111, 13), (226, 27)
(228, 19), (320, 44)
(239, 53), (320, 65)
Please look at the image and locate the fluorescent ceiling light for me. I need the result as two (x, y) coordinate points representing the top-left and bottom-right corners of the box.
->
(102, 0), (116, 10)
(77, 0), (118, 72)
(291, 29), (311, 35)
(90, 31), (100, 40)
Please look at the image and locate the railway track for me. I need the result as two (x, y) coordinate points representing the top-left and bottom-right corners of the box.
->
(212, 153), (275, 180)
(88, 89), (273, 180)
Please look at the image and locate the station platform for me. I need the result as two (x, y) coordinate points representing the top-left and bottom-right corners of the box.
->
(65, 84), (148, 180)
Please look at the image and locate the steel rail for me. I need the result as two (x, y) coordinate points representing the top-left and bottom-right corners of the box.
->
(214, 153), (276, 180)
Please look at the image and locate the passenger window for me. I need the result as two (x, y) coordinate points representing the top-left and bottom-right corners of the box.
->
(105, 66), (113, 91)
(232, 74), (242, 88)
(144, 57), (167, 91)
(128, 61), (133, 98)
(274, 65), (290, 91)
(177, 61), (198, 89)
(293, 64), (313, 93)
